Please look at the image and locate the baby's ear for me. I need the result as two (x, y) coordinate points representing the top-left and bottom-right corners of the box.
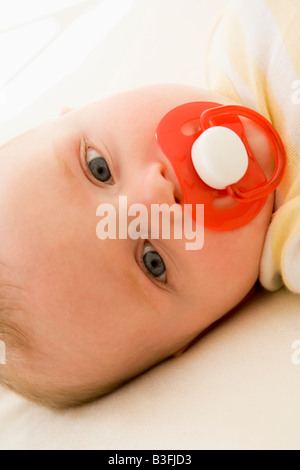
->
(59, 107), (74, 117)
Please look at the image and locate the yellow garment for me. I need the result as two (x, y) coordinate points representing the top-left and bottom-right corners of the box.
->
(205, 0), (300, 293)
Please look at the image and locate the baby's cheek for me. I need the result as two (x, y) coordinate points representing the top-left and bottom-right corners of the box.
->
(173, 194), (274, 331)
(170, 231), (262, 339)
(221, 212), (272, 293)
(193, 227), (262, 297)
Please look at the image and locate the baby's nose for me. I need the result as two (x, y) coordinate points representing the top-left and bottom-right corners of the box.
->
(131, 162), (179, 208)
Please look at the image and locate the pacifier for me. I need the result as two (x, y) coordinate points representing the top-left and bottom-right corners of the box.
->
(155, 102), (286, 231)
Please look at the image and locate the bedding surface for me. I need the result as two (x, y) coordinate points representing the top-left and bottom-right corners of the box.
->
(0, 0), (299, 450)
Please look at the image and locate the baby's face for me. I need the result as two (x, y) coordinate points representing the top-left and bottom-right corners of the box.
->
(0, 84), (274, 395)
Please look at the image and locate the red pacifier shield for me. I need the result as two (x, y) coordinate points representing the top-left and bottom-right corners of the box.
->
(155, 102), (286, 231)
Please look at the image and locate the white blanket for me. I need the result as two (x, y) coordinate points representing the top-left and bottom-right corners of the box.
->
(1, 0), (299, 450)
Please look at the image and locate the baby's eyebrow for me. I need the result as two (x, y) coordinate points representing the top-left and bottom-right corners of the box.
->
(51, 131), (80, 188)
(55, 151), (77, 183)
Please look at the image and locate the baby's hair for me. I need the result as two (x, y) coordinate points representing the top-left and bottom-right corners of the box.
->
(0, 302), (113, 409)
(0, 269), (36, 394)
(0, 278), (28, 390)
(0, 310), (112, 409)
(0, 276), (113, 409)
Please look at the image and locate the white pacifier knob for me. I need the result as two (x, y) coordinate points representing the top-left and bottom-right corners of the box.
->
(191, 126), (249, 190)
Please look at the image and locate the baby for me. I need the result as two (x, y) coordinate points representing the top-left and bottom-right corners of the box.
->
(0, 84), (280, 408)
(0, 0), (298, 408)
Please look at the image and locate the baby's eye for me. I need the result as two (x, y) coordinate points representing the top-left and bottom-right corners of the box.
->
(142, 243), (167, 282)
(87, 148), (113, 184)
